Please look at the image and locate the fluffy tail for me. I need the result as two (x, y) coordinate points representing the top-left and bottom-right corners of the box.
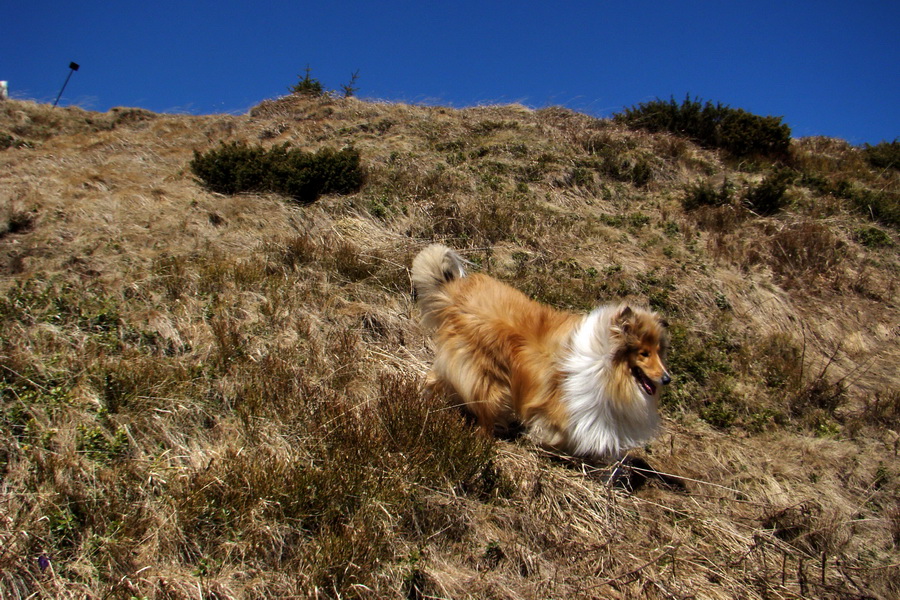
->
(411, 244), (467, 330)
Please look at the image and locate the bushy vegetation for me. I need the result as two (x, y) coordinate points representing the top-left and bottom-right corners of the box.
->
(0, 248), (496, 598)
(682, 178), (734, 211)
(862, 139), (900, 171)
(800, 176), (900, 230)
(682, 170), (793, 216)
(743, 169), (793, 215)
(289, 66), (361, 98)
(854, 226), (894, 248)
(577, 134), (656, 187)
(842, 185), (900, 229)
(290, 65), (325, 97)
(190, 142), (364, 203)
(615, 95), (791, 159)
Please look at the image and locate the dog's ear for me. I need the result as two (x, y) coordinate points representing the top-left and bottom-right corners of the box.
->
(615, 306), (634, 332)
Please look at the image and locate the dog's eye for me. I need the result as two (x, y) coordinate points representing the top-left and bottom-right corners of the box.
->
(640, 350), (650, 358)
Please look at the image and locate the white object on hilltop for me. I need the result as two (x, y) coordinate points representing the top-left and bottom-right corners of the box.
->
(0, 81), (8, 100)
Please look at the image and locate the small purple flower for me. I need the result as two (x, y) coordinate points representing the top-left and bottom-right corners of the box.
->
(37, 555), (51, 573)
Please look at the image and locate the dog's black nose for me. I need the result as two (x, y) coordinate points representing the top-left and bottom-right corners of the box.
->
(662, 373), (672, 385)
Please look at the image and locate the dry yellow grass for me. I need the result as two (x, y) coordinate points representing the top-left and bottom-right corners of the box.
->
(1, 95), (898, 599)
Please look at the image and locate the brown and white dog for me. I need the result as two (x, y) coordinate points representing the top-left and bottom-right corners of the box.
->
(412, 244), (671, 460)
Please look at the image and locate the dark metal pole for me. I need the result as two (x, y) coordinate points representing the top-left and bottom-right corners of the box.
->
(53, 62), (80, 107)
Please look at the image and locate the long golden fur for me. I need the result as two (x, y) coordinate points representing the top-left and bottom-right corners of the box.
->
(412, 244), (671, 460)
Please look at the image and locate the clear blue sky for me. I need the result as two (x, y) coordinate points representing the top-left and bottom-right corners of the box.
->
(3, 1), (898, 144)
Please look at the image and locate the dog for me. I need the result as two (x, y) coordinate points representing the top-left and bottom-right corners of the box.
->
(411, 244), (671, 461)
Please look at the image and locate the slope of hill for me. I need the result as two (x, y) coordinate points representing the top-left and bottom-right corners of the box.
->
(1, 95), (898, 599)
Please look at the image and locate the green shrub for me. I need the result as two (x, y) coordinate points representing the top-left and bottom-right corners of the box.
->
(615, 96), (791, 159)
(744, 169), (794, 215)
(569, 166), (594, 188)
(821, 179), (900, 229)
(190, 142), (364, 203)
(846, 187), (900, 229)
(699, 400), (736, 429)
(663, 320), (740, 428)
(682, 178), (734, 211)
(862, 139), (900, 171)
(190, 142), (269, 195)
(579, 136), (655, 187)
(853, 226), (893, 248)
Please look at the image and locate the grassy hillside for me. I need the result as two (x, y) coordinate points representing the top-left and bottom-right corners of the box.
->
(1, 94), (898, 599)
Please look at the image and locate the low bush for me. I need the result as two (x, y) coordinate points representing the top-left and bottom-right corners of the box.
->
(854, 226), (894, 248)
(682, 178), (734, 211)
(662, 319), (738, 425)
(797, 175), (899, 229)
(862, 139), (900, 171)
(685, 170), (793, 218)
(509, 255), (610, 313)
(190, 142), (364, 204)
(174, 373), (495, 594)
(615, 96), (791, 159)
(845, 187), (900, 229)
(744, 169), (794, 216)
(579, 136), (655, 187)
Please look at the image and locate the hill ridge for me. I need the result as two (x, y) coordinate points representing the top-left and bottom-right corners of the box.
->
(0, 95), (897, 599)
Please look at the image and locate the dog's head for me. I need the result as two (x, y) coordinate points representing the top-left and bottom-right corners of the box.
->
(611, 306), (671, 397)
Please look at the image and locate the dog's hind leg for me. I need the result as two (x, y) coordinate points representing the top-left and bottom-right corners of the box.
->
(429, 360), (512, 438)
(425, 369), (482, 429)
(463, 378), (514, 438)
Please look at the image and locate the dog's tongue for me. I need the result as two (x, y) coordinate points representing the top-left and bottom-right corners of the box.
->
(633, 368), (657, 395)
